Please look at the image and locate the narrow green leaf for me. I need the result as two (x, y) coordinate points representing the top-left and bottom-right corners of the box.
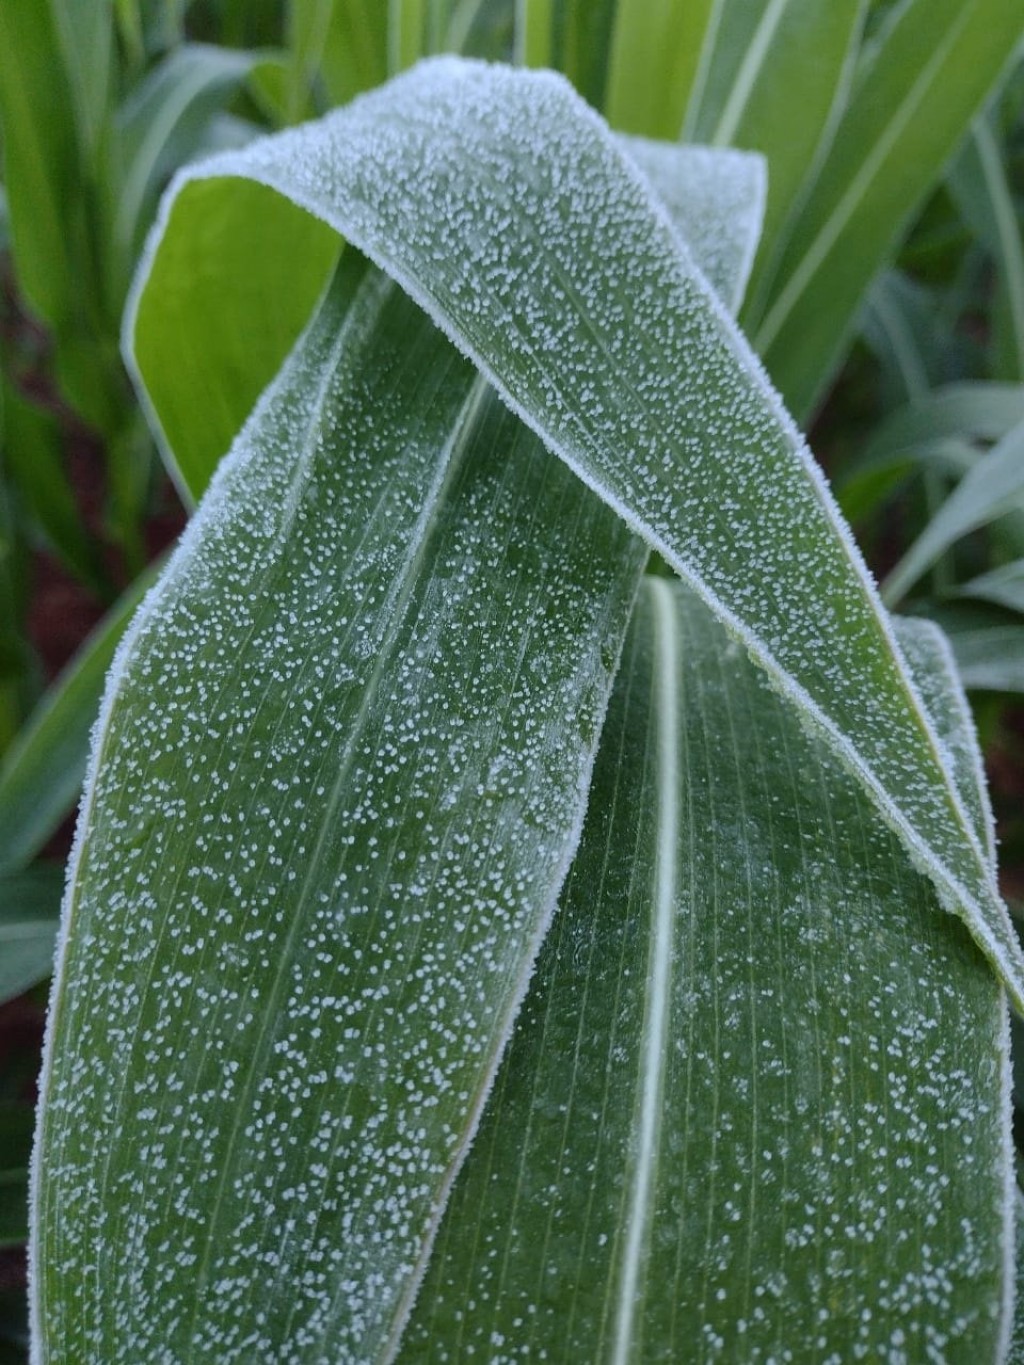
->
(403, 579), (1014, 1359)
(116, 44), (259, 265)
(49, 0), (115, 162)
(126, 59), (1024, 1005)
(948, 627), (1024, 694)
(0, 565), (157, 873)
(283, 0), (335, 122)
(883, 417), (1024, 605)
(753, 0), (1024, 420)
(959, 559), (1024, 615)
(680, 0), (867, 335)
(858, 383), (1024, 456)
(603, 0), (716, 140)
(0, 865), (63, 1006)
(317, 0), (388, 105)
(515, 0), (619, 110)
(838, 380), (1024, 523)
(0, 0), (81, 330)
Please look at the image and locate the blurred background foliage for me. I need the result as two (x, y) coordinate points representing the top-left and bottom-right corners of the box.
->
(0, 1), (1022, 1356)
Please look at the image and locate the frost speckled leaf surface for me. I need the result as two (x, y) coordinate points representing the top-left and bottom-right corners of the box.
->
(126, 57), (1023, 1006)
(32, 261), (647, 1360)
(402, 581), (1014, 1362)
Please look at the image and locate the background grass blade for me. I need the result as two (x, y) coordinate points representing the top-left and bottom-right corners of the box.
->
(36, 118), (766, 1362)
(948, 627), (1024, 695)
(949, 115), (1024, 383)
(680, 0), (866, 328)
(603, 0), (716, 141)
(959, 560), (1024, 615)
(0, 866), (64, 1008)
(127, 58), (1022, 1004)
(751, 0), (1024, 422)
(0, 565), (157, 874)
(401, 578), (1013, 1360)
(882, 416), (1024, 606)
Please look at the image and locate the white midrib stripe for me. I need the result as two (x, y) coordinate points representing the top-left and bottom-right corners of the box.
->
(611, 578), (679, 1363)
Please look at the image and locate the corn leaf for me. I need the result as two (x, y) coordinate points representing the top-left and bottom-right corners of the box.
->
(34, 108), (764, 1360)
(402, 581), (1014, 1361)
(126, 59), (1023, 1004)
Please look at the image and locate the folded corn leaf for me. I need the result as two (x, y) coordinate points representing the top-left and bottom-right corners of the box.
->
(33, 132), (763, 1355)
(124, 58), (1023, 1004)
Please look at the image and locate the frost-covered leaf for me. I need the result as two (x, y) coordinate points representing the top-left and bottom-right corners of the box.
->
(126, 58), (1023, 1006)
(32, 257), (647, 1361)
(36, 103), (763, 1363)
(403, 579), (1014, 1361)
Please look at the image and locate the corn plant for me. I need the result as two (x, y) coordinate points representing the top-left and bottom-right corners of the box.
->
(3, 1), (1024, 1360)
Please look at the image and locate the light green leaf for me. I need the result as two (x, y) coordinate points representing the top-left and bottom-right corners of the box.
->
(126, 59), (1023, 1006)
(959, 559), (1024, 615)
(0, 0), (82, 331)
(0, 865), (63, 1006)
(838, 380), (1024, 523)
(0, 565), (157, 873)
(883, 416), (1024, 605)
(603, 0), (716, 140)
(49, 0), (115, 162)
(402, 579), (1014, 1360)
(753, 0), (1024, 420)
(515, 0), (619, 109)
(317, 0), (388, 106)
(948, 627), (1024, 694)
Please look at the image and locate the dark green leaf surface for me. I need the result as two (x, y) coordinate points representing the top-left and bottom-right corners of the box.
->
(402, 581), (1013, 1361)
(34, 258), (647, 1361)
(125, 59), (1024, 1006)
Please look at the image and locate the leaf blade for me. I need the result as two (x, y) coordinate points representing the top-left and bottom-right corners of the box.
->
(127, 58), (1024, 1004)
